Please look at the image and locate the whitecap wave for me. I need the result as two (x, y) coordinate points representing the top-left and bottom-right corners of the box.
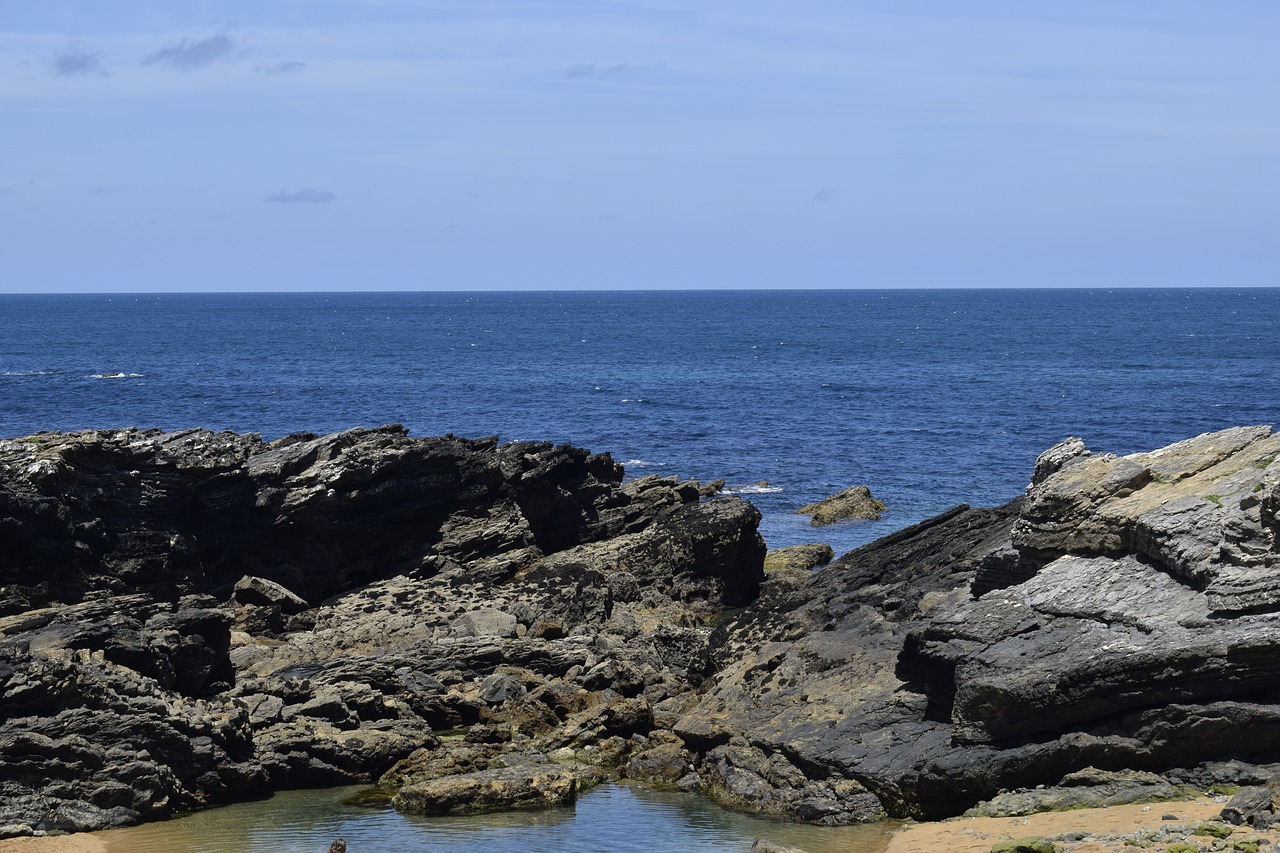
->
(91, 372), (144, 379)
(621, 459), (667, 469)
(3, 370), (64, 377)
(722, 484), (784, 495)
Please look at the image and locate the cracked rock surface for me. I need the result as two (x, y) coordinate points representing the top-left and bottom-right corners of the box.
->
(0, 426), (763, 834)
(4, 423), (1280, 833)
(680, 425), (1280, 820)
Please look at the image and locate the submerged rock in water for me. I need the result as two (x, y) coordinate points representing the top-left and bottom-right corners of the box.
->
(391, 764), (580, 815)
(749, 840), (807, 853)
(796, 485), (885, 525)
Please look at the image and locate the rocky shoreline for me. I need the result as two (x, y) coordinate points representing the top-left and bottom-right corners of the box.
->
(2, 424), (1279, 840)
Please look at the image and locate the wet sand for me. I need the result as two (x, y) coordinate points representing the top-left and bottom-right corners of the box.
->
(885, 797), (1272, 853)
(0, 838), (106, 853)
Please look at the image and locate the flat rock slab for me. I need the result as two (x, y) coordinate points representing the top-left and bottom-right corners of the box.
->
(391, 765), (578, 815)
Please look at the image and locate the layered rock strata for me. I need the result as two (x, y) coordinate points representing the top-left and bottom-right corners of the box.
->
(680, 425), (1280, 820)
(0, 426), (764, 835)
(4, 423), (1280, 835)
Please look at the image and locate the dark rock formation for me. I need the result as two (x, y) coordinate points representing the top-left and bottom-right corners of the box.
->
(796, 485), (885, 525)
(0, 426), (761, 611)
(679, 425), (1280, 821)
(6, 423), (1280, 833)
(0, 426), (764, 833)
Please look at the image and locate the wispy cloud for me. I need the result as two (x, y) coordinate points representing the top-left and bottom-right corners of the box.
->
(255, 60), (306, 76)
(266, 188), (337, 204)
(565, 62), (664, 79)
(88, 185), (126, 195)
(53, 48), (108, 78)
(812, 190), (834, 202)
(143, 34), (236, 71)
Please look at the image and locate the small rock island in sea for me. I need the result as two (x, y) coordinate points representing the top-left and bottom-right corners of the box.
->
(1, 424), (1279, 838)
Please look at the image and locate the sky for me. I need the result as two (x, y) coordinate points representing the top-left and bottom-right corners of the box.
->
(2, 1), (1278, 291)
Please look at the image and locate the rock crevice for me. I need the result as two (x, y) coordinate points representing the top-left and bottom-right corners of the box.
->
(0, 426), (764, 834)
(681, 425), (1280, 820)
(4, 424), (1280, 833)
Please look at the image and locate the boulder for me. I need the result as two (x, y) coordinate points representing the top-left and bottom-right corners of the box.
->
(232, 576), (309, 614)
(1222, 783), (1280, 827)
(391, 765), (578, 815)
(625, 741), (694, 783)
(763, 544), (833, 573)
(797, 485), (885, 525)
(750, 841), (806, 853)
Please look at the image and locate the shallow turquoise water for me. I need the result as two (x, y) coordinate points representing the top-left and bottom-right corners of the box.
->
(94, 783), (894, 853)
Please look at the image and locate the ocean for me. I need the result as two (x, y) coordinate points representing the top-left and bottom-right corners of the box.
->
(4, 288), (1279, 556)
(4, 288), (1280, 851)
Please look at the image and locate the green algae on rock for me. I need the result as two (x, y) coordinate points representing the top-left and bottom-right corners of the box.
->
(390, 764), (580, 815)
(763, 543), (834, 573)
(797, 485), (886, 525)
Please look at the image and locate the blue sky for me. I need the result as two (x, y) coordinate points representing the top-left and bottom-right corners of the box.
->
(2, 1), (1278, 291)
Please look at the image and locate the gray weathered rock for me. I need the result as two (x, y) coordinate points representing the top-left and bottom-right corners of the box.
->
(233, 576), (310, 614)
(680, 426), (1280, 821)
(1221, 785), (1275, 827)
(0, 426), (765, 831)
(452, 608), (519, 639)
(965, 768), (1184, 817)
(7, 422), (1280, 830)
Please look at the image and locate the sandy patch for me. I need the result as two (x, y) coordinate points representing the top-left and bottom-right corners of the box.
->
(886, 798), (1274, 853)
(0, 838), (106, 853)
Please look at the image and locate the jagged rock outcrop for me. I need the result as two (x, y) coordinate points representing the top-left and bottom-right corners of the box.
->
(0, 426), (765, 834)
(679, 425), (1280, 821)
(0, 426), (760, 611)
(6, 423), (1280, 833)
(796, 485), (885, 525)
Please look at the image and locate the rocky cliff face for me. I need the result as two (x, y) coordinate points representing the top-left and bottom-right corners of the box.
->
(4, 424), (1279, 836)
(678, 425), (1280, 820)
(0, 426), (764, 835)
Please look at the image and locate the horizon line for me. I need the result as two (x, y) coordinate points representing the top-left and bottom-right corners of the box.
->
(3, 284), (1279, 296)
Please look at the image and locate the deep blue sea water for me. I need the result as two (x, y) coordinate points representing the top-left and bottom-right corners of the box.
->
(3, 289), (1280, 555)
